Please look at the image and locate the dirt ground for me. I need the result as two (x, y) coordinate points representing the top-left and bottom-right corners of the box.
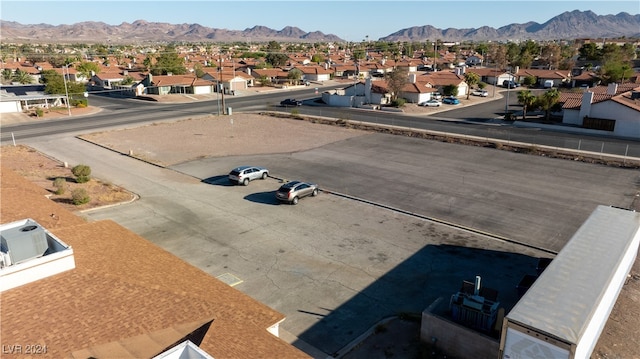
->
(0, 144), (135, 212)
(1, 104), (639, 359)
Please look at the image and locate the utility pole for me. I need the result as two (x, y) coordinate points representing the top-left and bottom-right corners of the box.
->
(62, 65), (71, 116)
(219, 55), (226, 114)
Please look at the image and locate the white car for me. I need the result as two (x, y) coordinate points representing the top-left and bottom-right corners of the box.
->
(228, 166), (269, 185)
(472, 89), (489, 97)
(419, 99), (442, 107)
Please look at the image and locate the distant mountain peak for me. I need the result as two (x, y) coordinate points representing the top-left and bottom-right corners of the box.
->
(380, 10), (639, 41)
(0, 10), (637, 44)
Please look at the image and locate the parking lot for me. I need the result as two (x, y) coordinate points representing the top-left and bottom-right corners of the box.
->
(26, 113), (640, 357)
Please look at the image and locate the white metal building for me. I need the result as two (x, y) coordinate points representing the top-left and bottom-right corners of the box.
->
(499, 205), (640, 359)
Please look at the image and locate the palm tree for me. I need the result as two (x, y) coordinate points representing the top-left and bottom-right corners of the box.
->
(464, 72), (480, 99)
(12, 69), (34, 84)
(517, 90), (537, 121)
(537, 89), (560, 122)
(2, 69), (13, 83)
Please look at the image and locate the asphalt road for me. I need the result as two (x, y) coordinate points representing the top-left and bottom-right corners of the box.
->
(3, 90), (639, 158)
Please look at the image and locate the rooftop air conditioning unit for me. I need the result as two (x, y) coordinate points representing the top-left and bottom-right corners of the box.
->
(0, 220), (48, 265)
(630, 91), (640, 100)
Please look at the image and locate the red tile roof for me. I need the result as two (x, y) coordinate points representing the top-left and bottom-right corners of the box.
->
(0, 166), (309, 359)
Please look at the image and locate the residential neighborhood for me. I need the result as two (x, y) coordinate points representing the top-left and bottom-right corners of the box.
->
(1, 38), (639, 138)
(2, 27), (640, 359)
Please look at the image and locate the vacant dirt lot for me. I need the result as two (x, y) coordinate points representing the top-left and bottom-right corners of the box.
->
(78, 112), (367, 166)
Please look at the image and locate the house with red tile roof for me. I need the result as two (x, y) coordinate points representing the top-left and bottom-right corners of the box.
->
(0, 166), (310, 359)
(289, 65), (329, 83)
(250, 68), (291, 86)
(419, 71), (468, 97)
(515, 69), (571, 88)
(202, 69), (254, 92)
(558, 83), (640, 138)
(141, 74), (215, 95)
(321, 78), (390, 108)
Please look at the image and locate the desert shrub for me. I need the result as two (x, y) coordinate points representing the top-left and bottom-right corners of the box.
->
(52, 177), (66, 195)
(392, 98), (406, 107)
(71, 164), (91, 183)
(71, 188), (90, 205)
(35, 108), (44, 117)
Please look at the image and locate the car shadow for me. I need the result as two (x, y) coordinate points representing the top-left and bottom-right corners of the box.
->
(201, 175), (235, 186)
(244, 191), (281, 205)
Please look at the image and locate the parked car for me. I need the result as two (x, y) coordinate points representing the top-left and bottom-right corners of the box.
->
(419, 99), (442, 107)
(432, 92), (443, 100)
(471, 89), (488, 97)
(228, 166), (269, 185)
(280, 99), (302, 107)
(442, 97), (460, 105)
(503, 80), (519, 89)
(275, 180), (318, 205)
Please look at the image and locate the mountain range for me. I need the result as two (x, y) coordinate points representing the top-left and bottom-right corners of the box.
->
(1, 10), (638, 44)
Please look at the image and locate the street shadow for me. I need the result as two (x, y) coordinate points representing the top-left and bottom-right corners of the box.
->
(292, 244), (543, 356)
(201, 175), (235, 186)
(244, 191), (281, 205)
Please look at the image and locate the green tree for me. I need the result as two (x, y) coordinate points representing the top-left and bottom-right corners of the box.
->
(598, 62), (634, 84)
(522, 75), (536, 87)
(442, 84), (458, 97)
(142, 55), (154, 71)
(517, 90), (537, 121)
(353, 49), (366, 61)
(311, 54), (325, 63)
(12, 69), (34, 84)
(516, 49), (534, 69)
(193, 63), (205, 78)
(536, 88), (560, 121)
(76, 61), (100, 79)
(579, 43), (600, 60)
(506, 43), (520, 66)
(40, 69), (85, 96)
(258, 74), (271, 86)
(265, 53), (289, 67)
(120, 75), (135, 86)
(266, 41), (281, 52)
(475, 43), (489, 56)
(151, 48), (187, 75)
(385, 69), (408, 101)
(287, 68), (303, 84)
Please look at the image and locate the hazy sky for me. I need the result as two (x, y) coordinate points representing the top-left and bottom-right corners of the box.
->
(2, 0), (638, 41)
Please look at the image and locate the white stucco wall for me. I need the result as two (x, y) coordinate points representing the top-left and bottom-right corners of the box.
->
(564, 101), (640, 139)
(0, 101), (21, 113)
(588, 102), (639, 138)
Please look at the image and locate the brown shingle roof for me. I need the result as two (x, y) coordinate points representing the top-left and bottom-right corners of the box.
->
(0, 166), (309, 359)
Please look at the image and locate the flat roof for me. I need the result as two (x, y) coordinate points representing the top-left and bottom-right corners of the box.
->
(506, 205), (640, 344)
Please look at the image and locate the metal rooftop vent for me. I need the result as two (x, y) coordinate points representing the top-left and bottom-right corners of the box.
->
(0, 219), (48, 265)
